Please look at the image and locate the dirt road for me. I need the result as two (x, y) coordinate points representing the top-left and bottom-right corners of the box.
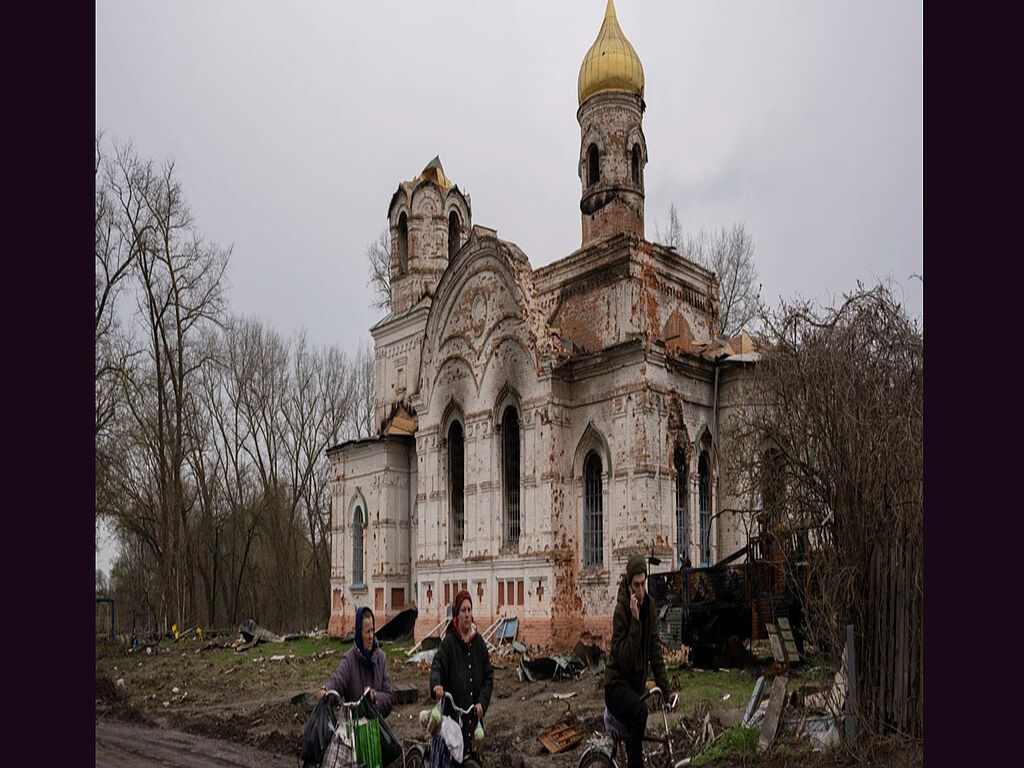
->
(95, 719), (296, 768)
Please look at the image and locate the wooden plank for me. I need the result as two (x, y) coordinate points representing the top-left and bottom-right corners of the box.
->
(742, 676), (766, 726)
(538, 723), (585, 754)
(757, 675), (788, 752)
(765, 624), (786, 663)
(405, 615), (449, 656)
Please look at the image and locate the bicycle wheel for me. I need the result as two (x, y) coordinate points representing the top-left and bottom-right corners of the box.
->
(575, 746), (617, 768)
(402, 744), (426, 768)
(461, 758), (482, 768)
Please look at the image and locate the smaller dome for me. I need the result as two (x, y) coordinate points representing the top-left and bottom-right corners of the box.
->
(414, 155), (452, 192)
(578, 0), (645, 107)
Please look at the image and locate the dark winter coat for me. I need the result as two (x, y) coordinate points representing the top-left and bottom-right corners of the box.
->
(429, 627), (494, 720)
(323, 645), (394, 717)
(604, 575), (670, 696)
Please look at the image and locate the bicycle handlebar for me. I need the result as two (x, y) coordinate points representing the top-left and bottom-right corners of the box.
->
(442, 691), (477, 717)
(324, 686), (372, 709)
(639, 686), (678, 711)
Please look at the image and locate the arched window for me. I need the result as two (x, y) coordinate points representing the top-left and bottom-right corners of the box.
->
(448, 211), (460, 260)
(587, 144), (600, 186)
(448, 421), (465, 550)
(674, 446), (689, 564)
(631, 144), (641, 185)
(502, 406), (520, 548)
(352, 506), (365, 586)
(698, 451), (712, 566)
(583, 451), (603, 567)
(398, 212), (409, 272)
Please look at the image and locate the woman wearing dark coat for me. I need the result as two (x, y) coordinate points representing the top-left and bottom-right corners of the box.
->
(430, 590), (493, 747)
(317, 606), (394, 717)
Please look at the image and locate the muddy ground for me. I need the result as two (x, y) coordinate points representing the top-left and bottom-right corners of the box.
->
(95, 636), (919, 767)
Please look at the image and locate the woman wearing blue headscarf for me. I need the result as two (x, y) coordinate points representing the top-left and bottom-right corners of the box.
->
(317, 606), (394, 716)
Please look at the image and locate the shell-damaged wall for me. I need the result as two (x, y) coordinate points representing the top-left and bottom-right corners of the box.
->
(535, 233), (720, 359)
(330, 227), (739, 650)
(410, 230), (564, 644)
(544, 339), (722, 648)
(327, 437), (415, 638)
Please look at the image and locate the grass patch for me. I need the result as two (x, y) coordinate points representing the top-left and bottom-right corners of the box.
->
(669, 667), (757, 715)
(689, 725), (758, 765)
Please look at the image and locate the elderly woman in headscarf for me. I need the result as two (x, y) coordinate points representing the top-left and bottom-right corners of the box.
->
(429, 590), (494, 747)
(317, 605), (393, 717)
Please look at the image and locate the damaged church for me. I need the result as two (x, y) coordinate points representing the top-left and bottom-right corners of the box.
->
(327, 1), (758, 647)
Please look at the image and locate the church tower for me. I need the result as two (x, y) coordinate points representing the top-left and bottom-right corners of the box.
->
(386, 156), (472, 315)
(577, 0), (647, 246)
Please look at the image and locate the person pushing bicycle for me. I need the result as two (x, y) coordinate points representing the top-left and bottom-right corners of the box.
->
(604, 553), (674, 768)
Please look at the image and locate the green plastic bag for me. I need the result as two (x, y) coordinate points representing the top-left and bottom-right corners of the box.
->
(353, 715), (382, 768)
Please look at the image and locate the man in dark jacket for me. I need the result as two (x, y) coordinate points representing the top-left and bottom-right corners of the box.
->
(317, 606), (394, 717)
(430, 590), (494, 748)
(605, 553), (672, 768)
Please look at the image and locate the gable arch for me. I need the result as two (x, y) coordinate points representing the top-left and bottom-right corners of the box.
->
(439, 399), (467, 441)
(492, 383), (523, 430)
(571, 421), (613, 479)
(694, 424), (713, 454)
(347, 488), (369, 522)
(667, 422), (691, 470)
(419, 233), (541, 414)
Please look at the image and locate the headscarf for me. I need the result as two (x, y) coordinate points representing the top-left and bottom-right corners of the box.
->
(354, 605), (377, 663)
(448, 590), (473, 640)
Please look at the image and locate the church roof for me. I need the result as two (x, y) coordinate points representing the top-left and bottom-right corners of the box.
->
(578, 0), (645, 107)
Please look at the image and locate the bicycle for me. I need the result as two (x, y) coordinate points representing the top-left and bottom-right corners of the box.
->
(576, 686), (688, 768)
(318, 686), (385, 768)
(403, 691), (484, 768)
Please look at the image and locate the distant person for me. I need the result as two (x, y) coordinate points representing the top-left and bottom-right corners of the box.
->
(317, 606), (393, 717)
(605, 553), (673, 768)
(430, 590), (493, 753)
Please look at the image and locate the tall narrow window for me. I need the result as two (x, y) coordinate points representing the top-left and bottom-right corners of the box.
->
(502, 406), (520, 548)
(588, 144), (600, 186)
(674, 446), (689, 564)
(583, 451), (603, 567)
(352, 506), (365, 585)
(398, 212), (409, 272)
(632, 144), (641, 185)
(698, 451), (711, 566)
(448, 211), (460, 260)
(449, 421), (465, 549)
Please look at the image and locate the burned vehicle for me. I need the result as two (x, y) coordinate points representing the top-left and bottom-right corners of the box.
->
(647, 525), (810, 667)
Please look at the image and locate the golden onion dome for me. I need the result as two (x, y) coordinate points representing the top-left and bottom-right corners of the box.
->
(578, 0), (645, 107)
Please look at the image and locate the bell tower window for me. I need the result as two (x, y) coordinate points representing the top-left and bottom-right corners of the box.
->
(632, 144), (641, 185)
(398, 212), (409, 272)
(587, 144), (600, 186)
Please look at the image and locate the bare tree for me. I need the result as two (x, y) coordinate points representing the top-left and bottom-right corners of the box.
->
(722, 282), (923, 738)
(100, 138), (230, 632)
(366, 227), (391, 311)
(654, 202), (683, 252)
(685, 224), (760, 337)
(656, 206), (760, 337)
(349, 343), (377, 439)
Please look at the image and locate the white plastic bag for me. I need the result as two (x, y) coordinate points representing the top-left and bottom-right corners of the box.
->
(320, 717), (355, 768)
(439, 715), (464, 764)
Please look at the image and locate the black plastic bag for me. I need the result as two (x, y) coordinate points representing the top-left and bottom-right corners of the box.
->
(300, 695), (337, 767)
(362, 696), (403, 767)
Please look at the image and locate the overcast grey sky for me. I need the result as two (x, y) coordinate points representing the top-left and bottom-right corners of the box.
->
(95, 0), (922, 575)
